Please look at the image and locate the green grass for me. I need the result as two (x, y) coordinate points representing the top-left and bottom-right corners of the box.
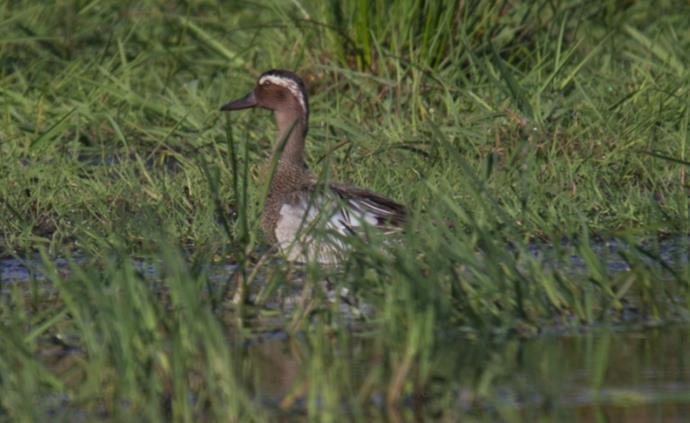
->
(1, 0), (690, 420)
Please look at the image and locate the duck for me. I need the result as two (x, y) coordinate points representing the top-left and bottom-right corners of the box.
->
(220, 69), (406, 263)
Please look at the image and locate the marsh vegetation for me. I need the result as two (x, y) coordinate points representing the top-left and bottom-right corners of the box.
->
(1, 0), (690, 420)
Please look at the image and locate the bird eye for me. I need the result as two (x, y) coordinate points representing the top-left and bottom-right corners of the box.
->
(262, 80), (272, 86)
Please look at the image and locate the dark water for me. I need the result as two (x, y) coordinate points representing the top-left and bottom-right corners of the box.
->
(0, 256), (236, 286)
(247, 325), (690, 420)
(3, 237), (687, 284)
(525, 236), (690, 273)
(31, 319), (690, 419)
(2, 239), (689, 418)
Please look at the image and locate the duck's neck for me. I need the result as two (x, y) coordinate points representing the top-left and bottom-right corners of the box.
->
(272, 109), (308, 167)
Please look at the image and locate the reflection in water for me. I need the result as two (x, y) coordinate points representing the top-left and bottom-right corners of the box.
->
(3, 239), (690, 419)
(245, 326), (690, 419)
(33, 324), (690, 419)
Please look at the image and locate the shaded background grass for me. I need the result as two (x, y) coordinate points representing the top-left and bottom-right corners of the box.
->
(1, 0), (690, 420)
(1, 0), (688, 254)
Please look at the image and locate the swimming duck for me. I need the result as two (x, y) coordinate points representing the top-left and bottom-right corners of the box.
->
(220, 69), (405, 263)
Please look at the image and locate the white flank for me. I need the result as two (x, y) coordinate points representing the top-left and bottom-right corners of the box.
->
(275, 193), (384, 263)
(259, 75), (307, 114)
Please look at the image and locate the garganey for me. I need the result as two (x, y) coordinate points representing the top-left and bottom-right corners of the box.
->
(220, 69), (405, 263)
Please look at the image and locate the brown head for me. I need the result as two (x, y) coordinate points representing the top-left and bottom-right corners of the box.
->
(220, 70), (310, 166)
(220, 69), (309, 136)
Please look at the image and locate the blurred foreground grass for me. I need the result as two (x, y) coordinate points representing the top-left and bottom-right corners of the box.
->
(1, 0), (690, 420)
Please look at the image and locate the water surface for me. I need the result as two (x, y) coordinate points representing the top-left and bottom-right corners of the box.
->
(246, 325), (690, 420)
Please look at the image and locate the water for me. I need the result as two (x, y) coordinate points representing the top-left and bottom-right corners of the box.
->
(2, 239), (689, 418)
(31, 320), (690, 419)
(3, 237), (687, 284)
(526, 236), (690, 273)
(0, 255), (235, 285)
(0, 257), (66, 283)
(247, 325), (690, 420)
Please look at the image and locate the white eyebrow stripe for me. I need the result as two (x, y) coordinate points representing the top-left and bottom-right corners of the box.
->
(259, 75), (307, 113)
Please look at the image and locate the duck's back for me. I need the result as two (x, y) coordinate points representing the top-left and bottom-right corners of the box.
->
(263, 166), (406, 263)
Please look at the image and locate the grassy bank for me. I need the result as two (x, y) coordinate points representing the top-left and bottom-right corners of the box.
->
(1, 0), (690, 420)
(1, 0), (689, 252)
